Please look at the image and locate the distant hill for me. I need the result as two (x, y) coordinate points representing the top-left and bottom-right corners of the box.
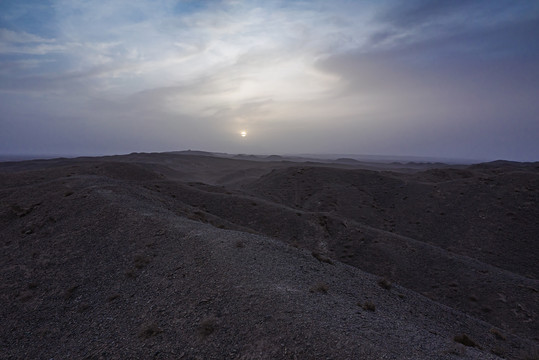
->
(167, 150), (217, 156)
(334, 157), (360, 164)
(265, 155), (283, 161)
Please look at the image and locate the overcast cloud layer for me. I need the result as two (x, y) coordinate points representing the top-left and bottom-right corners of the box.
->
(1, 0), (538, 161)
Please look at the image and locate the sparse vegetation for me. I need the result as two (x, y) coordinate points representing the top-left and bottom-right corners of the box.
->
(10, 203), (32, 217)
(446, 343), (467, 356)
(77, 303), (90, 313)
(198, 318), (216, 338)
(489, 328), (506, 341)
(361, 301), (376, 311)
(107, 293), (121, 302)
(134, 254), (150, 269)
(453, 334), (478, 348)
(310, 282), (329, 294)
(138, 322), (163, 339)
(235, 240), (245, 248)
(64, 285), (79, 300)
(491, 346), (505, 357)
(17, 290), (33, 302)
(378, 278), (392, 290)
(311, 251), (334, 265)
(36, 327), (52, 339)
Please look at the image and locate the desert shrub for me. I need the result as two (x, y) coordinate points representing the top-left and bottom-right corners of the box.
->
(37, 327), (52, 338)
(134, 254), (150, 269)
(138, 322), (162, 339)
(310, 282), (329, 294)
(453, 334), (478, 348)
(446, 343), (467, 356)
(235, 240), (245, 248)
(491, 346), (505, 357)
(198, 318), (216, 338)
(489, 328), (506, 341)
(10, 204), (29, 217)
(311, 251), (334, 265)
(77, 303), (91, 313)
(362, 301), (375, 311)
(107, 293), (121, 302)
(63, 285), (79, 300)
(378, 278), (392, 290)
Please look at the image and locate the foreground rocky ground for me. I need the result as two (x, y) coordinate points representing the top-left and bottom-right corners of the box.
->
(1, 152), (537, 359)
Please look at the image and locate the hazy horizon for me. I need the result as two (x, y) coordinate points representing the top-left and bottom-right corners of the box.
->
(1, 1), (538, 162)
(0, 149), (495, 165)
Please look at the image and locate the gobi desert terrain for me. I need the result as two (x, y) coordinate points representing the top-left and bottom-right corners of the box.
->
(1, 151), (538, 359)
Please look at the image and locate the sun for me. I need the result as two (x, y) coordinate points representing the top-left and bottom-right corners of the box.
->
(240, 131), (247, 137)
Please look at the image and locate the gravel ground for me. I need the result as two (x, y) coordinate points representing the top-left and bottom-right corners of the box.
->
(1, 154), (537, 359)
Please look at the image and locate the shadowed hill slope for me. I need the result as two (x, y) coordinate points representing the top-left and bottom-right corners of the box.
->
(1, 153), (537, 359)
(240, 164), (539, 340)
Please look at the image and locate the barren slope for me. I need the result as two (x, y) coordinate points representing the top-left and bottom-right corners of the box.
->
(241, 163), (539, 341)
(1, 153), (537, 359)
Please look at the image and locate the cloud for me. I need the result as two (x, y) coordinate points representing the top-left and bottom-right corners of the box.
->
(371, 0), (539, 56)
(0, 28), (64, 55)
(0, 0), (537, 160)
(0, 28), (55, 44)
(377, 0), (478, 27)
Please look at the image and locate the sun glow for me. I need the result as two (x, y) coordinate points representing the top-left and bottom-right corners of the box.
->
(240, 131), (247, 137)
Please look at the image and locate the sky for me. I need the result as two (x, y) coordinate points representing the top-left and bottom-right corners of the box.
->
(0, 0), (538, 161)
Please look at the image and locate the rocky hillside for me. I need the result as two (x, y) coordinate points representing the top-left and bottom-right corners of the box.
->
(1, 153), (537, 359)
